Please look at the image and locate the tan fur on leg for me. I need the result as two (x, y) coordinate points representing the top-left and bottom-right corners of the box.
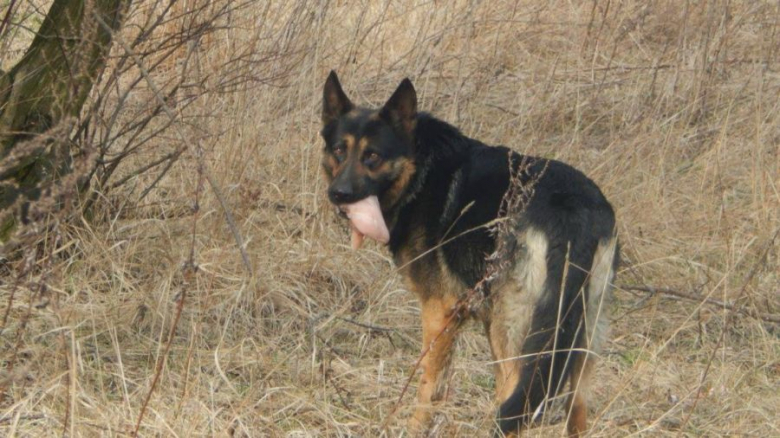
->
(488, 322), (521, 404)
(565, 354), (593, 437)
(409, 295), (462, 433)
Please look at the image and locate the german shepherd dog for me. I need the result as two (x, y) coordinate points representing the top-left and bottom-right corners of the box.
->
(320, 71), (618, 437)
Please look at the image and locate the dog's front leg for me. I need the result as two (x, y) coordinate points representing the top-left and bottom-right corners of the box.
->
(409, 295), (461, 433)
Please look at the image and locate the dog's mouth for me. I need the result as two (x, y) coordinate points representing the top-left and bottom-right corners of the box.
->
(336, 195), (390, 249)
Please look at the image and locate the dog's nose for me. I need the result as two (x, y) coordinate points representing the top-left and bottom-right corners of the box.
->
(329, 186), (355, 204)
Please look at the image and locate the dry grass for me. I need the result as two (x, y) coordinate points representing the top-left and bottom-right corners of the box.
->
(2, 1), (779, 436)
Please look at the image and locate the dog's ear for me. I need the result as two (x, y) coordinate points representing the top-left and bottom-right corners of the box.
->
(322, 71), (353, 125)
(380, 78), (417, 135)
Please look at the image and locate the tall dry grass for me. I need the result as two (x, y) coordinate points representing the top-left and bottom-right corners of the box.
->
(1, 1), (778, 436)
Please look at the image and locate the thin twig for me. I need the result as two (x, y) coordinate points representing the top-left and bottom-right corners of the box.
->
(202, 169), (253, 273)
(0, 413), (47, 424)
(94, 12), (253, 275)
(336, 316), (395, 333)
(0, 0), (17, 38)
(136, 148), (183, 202)
(131, 157), (203, 437)
(109, 147), (185, 190)
(131, 265), (191, 437)
(323, 368), (353, 411)
(622, 284), (779, 324)
(131, 95), (207, 437)
(316, 332), (347, 358)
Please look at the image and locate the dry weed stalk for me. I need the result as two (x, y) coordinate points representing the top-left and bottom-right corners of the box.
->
(132, 151), (204, 436)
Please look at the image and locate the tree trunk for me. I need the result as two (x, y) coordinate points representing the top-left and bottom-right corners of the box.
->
(0, 0), (130, 241)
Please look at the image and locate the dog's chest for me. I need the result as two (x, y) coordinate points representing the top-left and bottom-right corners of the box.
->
(394, 235), (469, 302)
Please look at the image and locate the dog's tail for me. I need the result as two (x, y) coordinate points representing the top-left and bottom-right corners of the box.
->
(497, 234), (618, 435)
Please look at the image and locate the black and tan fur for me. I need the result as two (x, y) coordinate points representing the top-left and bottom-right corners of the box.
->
(320, 71), (618, 436)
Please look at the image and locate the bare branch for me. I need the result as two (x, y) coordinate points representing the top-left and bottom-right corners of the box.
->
(622, 283), (780, 325)
(94, 11), (253, 275)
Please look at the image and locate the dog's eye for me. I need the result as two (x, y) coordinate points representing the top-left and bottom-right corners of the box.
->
(333, 144), (345, 159)
(363, 152), (382, 168)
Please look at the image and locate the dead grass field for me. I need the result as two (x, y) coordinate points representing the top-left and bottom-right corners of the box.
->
(2, 1), (779, 436)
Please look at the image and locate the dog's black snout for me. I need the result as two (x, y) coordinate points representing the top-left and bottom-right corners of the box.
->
(329, 186), (353, 204)
(329, 179), (363, 204)
(329, 165), (364, 204)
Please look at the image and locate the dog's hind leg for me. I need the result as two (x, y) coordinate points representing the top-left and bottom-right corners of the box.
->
(486, 319), (521, 406)
(490, 228), (552, 436)
(565, 352), (593, 437)
(486, 320), (523, 438)
(409, 294), (462, 433)
(565, 236), (615, 437)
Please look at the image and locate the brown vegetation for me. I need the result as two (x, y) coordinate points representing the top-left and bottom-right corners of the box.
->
(1, 1), (778, 436)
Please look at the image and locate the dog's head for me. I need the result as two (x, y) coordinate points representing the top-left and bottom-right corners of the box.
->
(320, 71), (418, 215)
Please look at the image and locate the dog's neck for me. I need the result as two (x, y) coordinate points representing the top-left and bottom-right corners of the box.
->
(384, 113), (473, 253)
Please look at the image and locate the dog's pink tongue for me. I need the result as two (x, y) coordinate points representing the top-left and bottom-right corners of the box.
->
(341, 196), (390, 249)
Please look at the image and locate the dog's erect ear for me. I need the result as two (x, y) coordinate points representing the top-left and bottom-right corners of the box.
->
(380, 78), (417, 135)
(322, 71), (353, 125)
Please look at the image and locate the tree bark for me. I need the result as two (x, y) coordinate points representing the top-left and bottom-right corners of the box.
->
(0, 0), (130, 241)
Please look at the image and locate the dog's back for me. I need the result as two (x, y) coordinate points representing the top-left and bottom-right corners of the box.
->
(391, 114), (619, 434)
